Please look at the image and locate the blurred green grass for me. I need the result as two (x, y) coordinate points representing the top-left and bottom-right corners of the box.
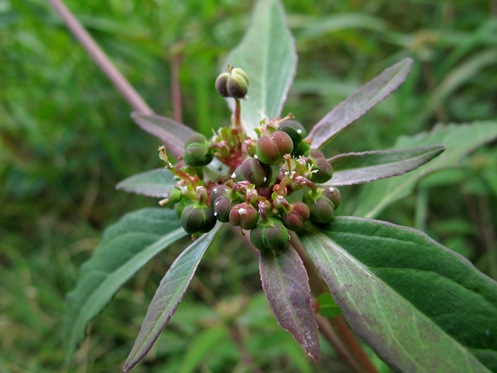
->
(1, 0), (496, 371)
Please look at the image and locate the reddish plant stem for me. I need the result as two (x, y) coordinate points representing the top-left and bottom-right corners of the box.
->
(49, 0), (153, 115)
(290, 232), (378, 373)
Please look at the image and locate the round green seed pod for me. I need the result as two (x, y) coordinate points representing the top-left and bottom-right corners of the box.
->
(282, 202), (310, 231)
(185, 133), (208, 148)
(183, 143), (213, 167)
(303, 192), (335, 224)
(213, 195), (233, 223)
(255, 130), (294, 165)
(215, 72), (230, 97)
(231, 67), (249, 84)
(309, 149), (333, 183)
(227, 73), (248, 99)
(292, 140), (311, 157)
(250, 218), (290, 253)
(229, 203), (259, 230)
(234, 158), (272, 187)
(180, 204), (216, 234)
(209, 185), (231, 205)
(279, 119), (307, 144)
(175, 198), (191, 218)
(167, 188), (183, 204)
(322, 186), (341, 210)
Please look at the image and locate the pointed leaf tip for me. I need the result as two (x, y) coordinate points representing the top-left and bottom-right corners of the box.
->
(123, 225), (221, 371)
(259, 248), (320, 361)
(308, 58), (413, 149)
(327, 145), (444, 186)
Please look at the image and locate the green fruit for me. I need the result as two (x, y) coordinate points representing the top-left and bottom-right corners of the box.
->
(185, 133), (209, 147)
(183, 144), (213, 167)
(234, 158), (272, 187)
(322, 186), (341, 210)
(227, 73), (248, 99)
(250, 218), (290, 253)
(292, 140), (310, 157)
(167, 188), (183, 204)
(231, 67), (249, 84)
(183, 134), (212, 166)
(175, 199), (192, 218)
(303, 191), (335, 224)
(279, 119), (307, 144)
(180, 204), (216, 234)
(215, 72), (230, 97)
(213, 195), (233, 223)
(282, 202), (310, 231)
(229, 203), (259, 230)
(209, 185), (231, 205)
(309, 149), (333, 183)
(255, 130), (294, 165)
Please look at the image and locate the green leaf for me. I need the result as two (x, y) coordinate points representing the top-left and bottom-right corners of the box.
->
(116, 168), (176, 198)
(65, 208), (186, 365)
(308, 58), (413, 149)
(259, 247), (320, 361)
(326, 146), (444, 186)
(301, 218), (497, 372)
(123, 224), (222, 372)
(178, 327), (228, 373)
(226, 0), (297, 137)
(131, 112), (196, 159)
(316, 293), (342, 317)
(354, 122), (497, 218)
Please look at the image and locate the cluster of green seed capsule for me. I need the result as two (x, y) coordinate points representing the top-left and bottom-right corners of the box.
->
(160, 67), (341, 254)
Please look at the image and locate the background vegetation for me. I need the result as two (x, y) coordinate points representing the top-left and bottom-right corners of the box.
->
(1, 0), (496, 371)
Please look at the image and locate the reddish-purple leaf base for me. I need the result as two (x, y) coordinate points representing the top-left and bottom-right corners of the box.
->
(259, 247), (320, 361)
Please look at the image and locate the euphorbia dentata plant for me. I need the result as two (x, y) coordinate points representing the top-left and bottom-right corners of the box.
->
(64, 0), (497, 372)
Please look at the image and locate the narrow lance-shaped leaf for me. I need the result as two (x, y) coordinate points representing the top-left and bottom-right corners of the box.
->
(116, 168), (177, 198)
(326, 145), (444, 186)
(308, 58), (413, 149)
(226, 0), (297, 137)
(131, 112), (196, 159)
(65, 208), (187, 365)
(300, 218), (497, 373)
(123, 224), (222, 372)
(259, 247), (320, 361)
(354, 122), (497, 218)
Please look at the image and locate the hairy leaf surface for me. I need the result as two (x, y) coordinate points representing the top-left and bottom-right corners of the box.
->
(116, 168), (176, 198)
(65, 208), (186, 365)
(308, 58), (413, 149)
(123, 225), (222, 372)
(301, 217), (497, 372)
(226, 0), (297, 137)
(259, 247), (320, 361)
(131, 112), (196, 158)
(327, 146), (444, 186)
(354, 122), (497, 218)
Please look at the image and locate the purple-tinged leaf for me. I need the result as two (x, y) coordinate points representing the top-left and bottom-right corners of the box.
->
(354, 122), (497, 218)
(226, 0), (297, 137)
(116, 169), (176, 198)
(65, 208), (186, 366)
(123, 225), (221, 372)
(259, 247), (320, 361)
(301, 218), (497, 372)
(131, 112), (196, 159)
(308, 58), (413, 149)
(326, 146), (444, 186)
